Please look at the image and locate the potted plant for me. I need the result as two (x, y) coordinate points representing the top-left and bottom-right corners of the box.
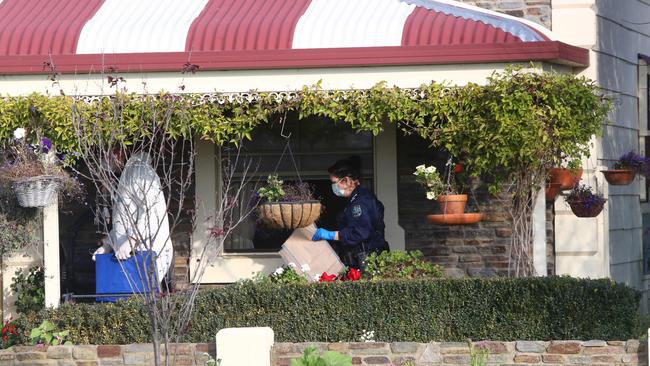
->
(257, 174), (321, 229)
(549, 159), (583, 190)
(601, 151), (648, 185)
(0, 128), (82, 208)
(565, 184), (607, 217)
(414, 162), (481, 224)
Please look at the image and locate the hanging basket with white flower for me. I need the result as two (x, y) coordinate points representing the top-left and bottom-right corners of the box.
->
(1, 127), (83, 208)
(256, 175), (321, 230)
(413, 162), (482, 225)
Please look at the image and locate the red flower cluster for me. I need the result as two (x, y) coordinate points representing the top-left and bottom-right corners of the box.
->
(1, 320), (18, 346)
(454, 164), (463, 174)
(319, 268), (362, 283)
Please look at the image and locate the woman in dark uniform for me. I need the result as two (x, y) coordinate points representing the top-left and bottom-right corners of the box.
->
(311, 157), (389, 268)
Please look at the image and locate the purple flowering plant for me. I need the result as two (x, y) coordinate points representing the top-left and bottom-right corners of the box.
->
(615, 151), (650, 175)
(564, 184), (606, 209)
(0, 127), (84, 203)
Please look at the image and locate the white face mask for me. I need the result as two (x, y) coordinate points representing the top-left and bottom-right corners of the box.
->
(331, 183), (346, 197)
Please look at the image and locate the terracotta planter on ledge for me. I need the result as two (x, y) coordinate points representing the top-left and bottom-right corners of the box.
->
(549, 168), (583, 190)
(427, 194), (482, 225)
(567, 199), (606, 218)
(602, 169), (636, 185)
(436, 194), (467, 214)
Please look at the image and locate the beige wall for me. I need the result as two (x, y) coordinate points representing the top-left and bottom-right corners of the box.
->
(552, 0), (646, 305)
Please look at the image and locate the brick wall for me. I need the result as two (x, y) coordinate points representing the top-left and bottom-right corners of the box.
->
(1, 340), (642, 366)
(458, 0), (551, 29)
(396, 132), (555, 277)
(273, 340), (645, 366)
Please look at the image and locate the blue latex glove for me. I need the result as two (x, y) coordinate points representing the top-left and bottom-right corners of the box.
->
(312, 228), (336, 241)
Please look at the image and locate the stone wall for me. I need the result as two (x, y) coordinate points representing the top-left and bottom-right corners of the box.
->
(458, 0), (551, 29)
(0, 343), (215, 366)
(273, 340), (645, 366)
(396, 132), (555, 277)
(0, 340), (643, 366)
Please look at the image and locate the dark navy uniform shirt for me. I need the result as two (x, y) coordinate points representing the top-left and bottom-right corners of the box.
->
(336, 186), (388, 252)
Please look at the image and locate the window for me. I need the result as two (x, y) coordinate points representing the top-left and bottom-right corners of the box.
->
(222, 113), (374, 252)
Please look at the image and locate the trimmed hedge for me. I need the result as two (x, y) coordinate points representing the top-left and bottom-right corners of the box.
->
(18, 277), (639, 344)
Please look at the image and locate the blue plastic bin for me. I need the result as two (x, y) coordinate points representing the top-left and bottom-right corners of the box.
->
(95, 252), (158, 302)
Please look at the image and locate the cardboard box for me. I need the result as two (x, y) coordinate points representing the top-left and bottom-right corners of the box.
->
(279, 224), (344, 281)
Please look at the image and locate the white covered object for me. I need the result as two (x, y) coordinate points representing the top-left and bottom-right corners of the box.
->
(107, 152), (173, 282)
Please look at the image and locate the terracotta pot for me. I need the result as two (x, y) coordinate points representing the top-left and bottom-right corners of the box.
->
(602, 169), (636, 185)
(258, 201), (321, 229)
(436, 194), (467, 214)
(426, 213), (482, 225)
(567, 199), (606, 218)
(545, 182), (562, 202)
(549, 168), (583, 190)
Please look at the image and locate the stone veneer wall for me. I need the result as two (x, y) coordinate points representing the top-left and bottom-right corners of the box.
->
(458, 0), (551, 28)
(273, 341), (644, 366)
(0, 340), (643, 366)
(396, 133), (555, 277)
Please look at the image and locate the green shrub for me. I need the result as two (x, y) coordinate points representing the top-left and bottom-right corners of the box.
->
(19, 277), (639, 344)
(364, 250), (443, 280)
(11, 266), (44, 316)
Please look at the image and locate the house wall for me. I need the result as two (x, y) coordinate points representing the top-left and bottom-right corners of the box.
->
(459, 0), (551, 28)
(397, 132), (556, 277)
(552, 0), (647, 307)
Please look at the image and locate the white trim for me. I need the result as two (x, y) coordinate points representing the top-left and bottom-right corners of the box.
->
(532, 187), (547, 276)
(43, 197), (60, 309)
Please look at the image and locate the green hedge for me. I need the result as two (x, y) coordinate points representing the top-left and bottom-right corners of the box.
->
(18, 277), (640, 344)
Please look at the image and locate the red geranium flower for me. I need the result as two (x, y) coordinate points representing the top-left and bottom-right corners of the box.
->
(454, 164), (463, 174)
(346, 268), (361, 281)
(319, 272), (337, 282)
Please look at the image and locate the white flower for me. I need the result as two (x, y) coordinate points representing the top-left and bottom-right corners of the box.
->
(273, 267), (284, 275)
(13, 128), (25, 140)
(425, 166), (436, 173)
(426, 192), (436, 200)
(415, 164), (425, 171)
(300, 264), (311, 272)
(288, 262), (297, 268)
(314, 274), (321, 281)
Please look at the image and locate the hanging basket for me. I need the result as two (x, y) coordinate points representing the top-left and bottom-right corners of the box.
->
(549, 168), (583, 190)
(602, 169), (636, 185)
(545, 182), (562, 202)
(436, 194), (468, 214)
(567, 199), (606, 218)
(12, 175), (60, 208)
(258, 201), (322, 229)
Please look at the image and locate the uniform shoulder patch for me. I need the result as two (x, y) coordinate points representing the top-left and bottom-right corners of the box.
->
(351, 204), (363, 218)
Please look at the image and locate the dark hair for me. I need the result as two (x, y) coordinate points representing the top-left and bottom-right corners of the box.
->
(328, 156), (361, 181)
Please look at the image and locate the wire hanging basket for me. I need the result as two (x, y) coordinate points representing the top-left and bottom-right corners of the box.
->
(258, 201), (322, 229)
(12, 175), (60, 208)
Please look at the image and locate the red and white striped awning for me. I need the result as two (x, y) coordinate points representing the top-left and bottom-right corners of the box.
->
(0, 0), (588, 74)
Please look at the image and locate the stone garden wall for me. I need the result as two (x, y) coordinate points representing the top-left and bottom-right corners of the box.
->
(272, 341), (645, 366)
(0, 340), (643, 366)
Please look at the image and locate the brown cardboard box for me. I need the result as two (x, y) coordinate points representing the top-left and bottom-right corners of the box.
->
(279, 224), (344, 281)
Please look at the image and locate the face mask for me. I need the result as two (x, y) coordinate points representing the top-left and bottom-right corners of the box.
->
(331, 183), (346, 197)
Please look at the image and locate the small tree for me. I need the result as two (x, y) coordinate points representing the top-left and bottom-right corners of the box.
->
(420, 68), (609, 276)
(70, 92), (258, 366)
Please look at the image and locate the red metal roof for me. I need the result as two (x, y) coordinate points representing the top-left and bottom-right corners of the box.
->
(0, 0), (588, 74)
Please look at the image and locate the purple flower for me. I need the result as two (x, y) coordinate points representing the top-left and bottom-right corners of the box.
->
(41, 137), (52, 153)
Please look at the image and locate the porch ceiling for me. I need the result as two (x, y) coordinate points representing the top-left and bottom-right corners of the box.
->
(0, 0), (588, 75)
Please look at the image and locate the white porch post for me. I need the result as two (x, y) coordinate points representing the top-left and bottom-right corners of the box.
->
(532, 187), (547, 276)
(374, 123), (405, 251)
(43, 197), (60, 308)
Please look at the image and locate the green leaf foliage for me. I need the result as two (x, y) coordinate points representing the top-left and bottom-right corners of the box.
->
(291, 347), (352, 366)
(0, 68), (609, 195)
(16, 277), (639, 345)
